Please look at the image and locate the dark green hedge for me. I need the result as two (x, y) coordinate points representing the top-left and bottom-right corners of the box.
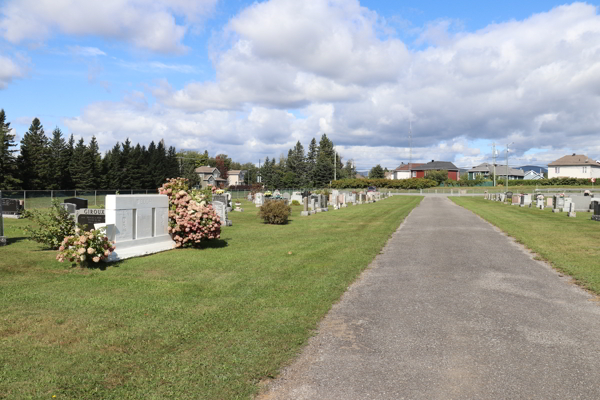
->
(331, 178), (438, 189)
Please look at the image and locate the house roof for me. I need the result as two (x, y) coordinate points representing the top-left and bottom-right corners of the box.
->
(385, 171), (394, 178)
(470, 163), (495, 172)
(412, 160), (459, 171)
(548, 154), (599, 166)
(227, 170), (246, 175)
(195, 166), (218, 173)
(394, 163), (424, 171)
(494, 165), (525, 177)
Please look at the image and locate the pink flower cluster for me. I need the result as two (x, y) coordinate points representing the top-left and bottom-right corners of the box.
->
(56, 227), (115, 267)
(159, 178), (221, 248)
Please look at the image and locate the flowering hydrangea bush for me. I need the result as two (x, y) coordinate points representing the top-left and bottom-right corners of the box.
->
(56, 227), (115, 267)
(159, 178), (221, 247)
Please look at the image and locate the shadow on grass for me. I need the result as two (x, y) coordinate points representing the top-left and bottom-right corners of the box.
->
(195, 238), (229, 249)
(6, 236), (28, 245)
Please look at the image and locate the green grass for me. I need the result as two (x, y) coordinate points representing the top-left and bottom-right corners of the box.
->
(451, 197), (600, 294)
(0, 196), (422, 399)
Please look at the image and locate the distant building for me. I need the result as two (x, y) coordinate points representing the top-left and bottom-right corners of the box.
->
(411, 160), (460, 181)
(468, 163), (524, 180)
(227, 170), (247, 186)
(392, 162), (424, 180)
(547, 154), (600, 179)
(195, 166), (227, 188)
(523, 170), (544, 180)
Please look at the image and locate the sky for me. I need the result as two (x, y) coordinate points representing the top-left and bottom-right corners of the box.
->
(1, 0), (599, 172)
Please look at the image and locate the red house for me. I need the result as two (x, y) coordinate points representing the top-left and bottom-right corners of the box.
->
(411, 160), (460, 181)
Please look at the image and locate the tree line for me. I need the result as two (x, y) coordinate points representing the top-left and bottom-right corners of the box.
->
(255, 134), (357, 189)
(0, 111), (181, 190)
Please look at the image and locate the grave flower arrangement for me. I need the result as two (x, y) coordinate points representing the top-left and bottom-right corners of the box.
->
(264, 191), (272, 197)
(215, 189), (225, 195)
(159, 178), (221, 247)
(56, 227), (115, 267)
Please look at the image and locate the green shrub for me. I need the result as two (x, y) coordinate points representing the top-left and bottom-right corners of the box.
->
(291, 200), (301, 206)
(259, 200), (292, 224)
(23, 199), (76, 249)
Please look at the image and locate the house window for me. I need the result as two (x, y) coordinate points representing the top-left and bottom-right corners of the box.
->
(412, 171), (417, 178)
(555, 167), (560, 174)
(583, 166), (587, 173)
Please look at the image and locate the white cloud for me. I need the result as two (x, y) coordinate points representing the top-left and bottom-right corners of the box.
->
(0, 0), (218, 53)
(68, 46), (106, 57)
(0, 53), (25, 88)
(66, 1), (600, 168)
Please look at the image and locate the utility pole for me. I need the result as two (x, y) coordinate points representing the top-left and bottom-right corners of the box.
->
(506, 142), (514, 193)
(492, 143), (496, 187)
(334, 148), (336, 181)
(258, 159), (261, 183)
(409, 120), (412, 177)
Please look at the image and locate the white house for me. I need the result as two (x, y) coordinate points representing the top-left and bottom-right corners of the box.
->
(392, 163), (423, 179)
(547, 154), (600, 179)
(195, 166), (227, 188)
(227, 170), (247, 186)
(523, 170), (544, 180)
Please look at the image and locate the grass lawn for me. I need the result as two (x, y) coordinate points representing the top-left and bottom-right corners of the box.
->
(0, 196), (422, 399)
(451, 197), (600, 295)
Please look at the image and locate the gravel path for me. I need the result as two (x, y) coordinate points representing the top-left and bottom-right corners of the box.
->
(258, 196), (600, 400)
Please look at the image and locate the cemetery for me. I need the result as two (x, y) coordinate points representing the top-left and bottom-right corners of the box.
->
(0, 186), (410, 400)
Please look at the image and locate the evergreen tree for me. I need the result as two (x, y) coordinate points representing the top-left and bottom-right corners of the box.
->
(86, 136), (102, 188)
(61, 134), (75, 189)
(368, 164), (385, 179)
(70, 138), (93, 189)
(107, 142), (122, 189)
(343, 159), (356, 180)
(166, 146), (179, 181)
(47, 127), (66, 189)
(18, 118), (50, 189)
(0, 109), (21, 189)
(313, 134), (335, 187)
(152, 140), (167, 188)
(126, 144), (145, 187)
(306, 138), (318, 186)
(120, 139), (133, 188)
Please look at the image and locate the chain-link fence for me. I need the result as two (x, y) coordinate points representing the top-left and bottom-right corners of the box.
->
(1, 189), (159, 210)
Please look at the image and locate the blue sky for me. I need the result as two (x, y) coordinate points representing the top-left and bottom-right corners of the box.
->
(1, 0), (599, 171)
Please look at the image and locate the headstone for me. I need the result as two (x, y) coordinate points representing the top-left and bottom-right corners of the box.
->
(61, 203), (76, 215)
(1, 198), (23, 215)
(547, 198), (553, 207)
(506, 191), (513, 200)
(63, 197), (88, 210)
(213, 200), (232, 227)
(283, 193), (290, 202)
(213, 194), (228, 207)
(567, 202), (576, 218)
(562, 198), (573, 213)
(0, 192), (5, 246)
(512, 195), (521, 205)
(499, 193), (505, 202)
(247, 193), (253, 201)
(568, 195), (595, 212)
(310, 198), (317, 212)
(301, 197), (310, 216)
(536, 195), (544, 209)
(255, 193), (264, 207)
(321, 194), (328, 212)
(226, 193), (232, 212)
(591, 199), (600, 221)
(521, 194), (532, 207)
(104, 194), (175, 261)
(553, 195), (565, 213)
(75, 208), (106, 231)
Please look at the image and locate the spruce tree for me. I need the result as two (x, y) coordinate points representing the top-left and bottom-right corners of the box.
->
(0, 109), (21, 189)
(306, 138), (318, 186)
(47, 127), (66, 189)
(70, 138), (93, 189)
(18, 118), (50, 189)
(369, 164), (385, 179)
(126, 144), (145, 187)
(166, 146), (179, 181)
(107, 142), (122, 189)
(313, 134), (335, 187)
(120, 139), (133, 188)
(61, 134), (75, 189)
(152, 140), (167, 188)
(86, 136), (102, 188)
